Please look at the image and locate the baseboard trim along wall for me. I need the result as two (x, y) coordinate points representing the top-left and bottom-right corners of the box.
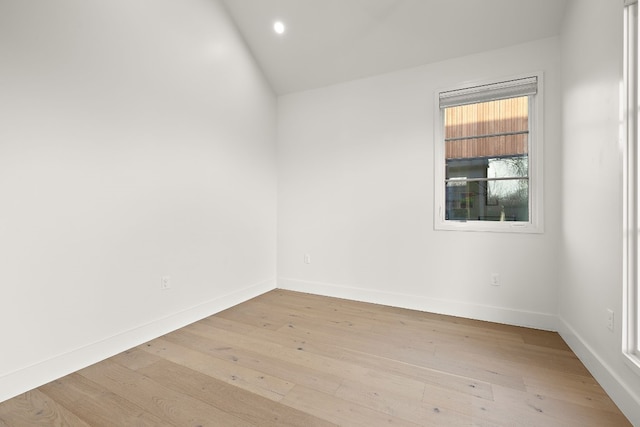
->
(278, 277), (558, 331)
(557, 317), (640, 427)
(0, 279), (276, 404)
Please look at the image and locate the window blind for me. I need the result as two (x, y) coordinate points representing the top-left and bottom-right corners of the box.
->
(439, 76), (538, 109)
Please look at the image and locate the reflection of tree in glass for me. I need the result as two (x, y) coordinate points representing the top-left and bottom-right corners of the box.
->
(487, 156), (528, 221)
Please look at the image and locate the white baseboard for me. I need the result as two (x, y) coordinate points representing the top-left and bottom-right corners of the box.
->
(0, 279), (276, 404)
(557, 317), (640, 426)
(278, 277), (558, 331)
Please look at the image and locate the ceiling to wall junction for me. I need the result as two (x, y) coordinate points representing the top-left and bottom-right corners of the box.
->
(221, 0), (568, 95)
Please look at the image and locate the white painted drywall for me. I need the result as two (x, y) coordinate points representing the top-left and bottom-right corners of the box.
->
(277, 37), (562, 330)
(0, 0), (277, 401)
(558, 0), (640, 423)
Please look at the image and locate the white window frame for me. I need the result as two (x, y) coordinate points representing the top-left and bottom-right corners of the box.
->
(623, 0), (640, 376)
(434, 73), (544, 233)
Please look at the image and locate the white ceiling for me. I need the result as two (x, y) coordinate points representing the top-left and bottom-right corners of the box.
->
(221, 0), (568, 95)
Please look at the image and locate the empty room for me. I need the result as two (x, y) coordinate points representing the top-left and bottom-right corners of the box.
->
(1, 0), (640, 425)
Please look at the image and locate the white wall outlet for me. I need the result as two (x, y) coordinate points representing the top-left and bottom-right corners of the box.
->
(490, 273), (500, 286)
(161, 275), (171, 290)
(606, 308), (614, 331)
(304, 253), (311, 264)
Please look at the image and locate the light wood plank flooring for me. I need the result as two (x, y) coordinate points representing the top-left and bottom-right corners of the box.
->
(0, 290), (632, 426)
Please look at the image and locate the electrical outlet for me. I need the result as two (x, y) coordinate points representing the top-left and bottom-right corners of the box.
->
(304, 253), (311, 264)
(490, 273), (500, 286)
(161, 275), (171, 290)
(606, 309), (614, 331)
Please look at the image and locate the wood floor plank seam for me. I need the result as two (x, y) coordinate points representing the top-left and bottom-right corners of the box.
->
(0, 289), (632, 426)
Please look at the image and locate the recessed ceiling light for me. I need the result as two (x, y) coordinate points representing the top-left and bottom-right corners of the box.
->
(273, 21), (286, 35)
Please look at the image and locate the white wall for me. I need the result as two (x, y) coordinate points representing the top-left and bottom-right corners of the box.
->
(559, 0), (640, 423)
(5, 0), (637, 421)
(0, 0), (277, 402)
(278, 37), (562, 330)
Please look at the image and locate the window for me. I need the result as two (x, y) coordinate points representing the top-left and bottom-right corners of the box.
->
(623, 0), (640, 374)
(434, 75), (543, 233)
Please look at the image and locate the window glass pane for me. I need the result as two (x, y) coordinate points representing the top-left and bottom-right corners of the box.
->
(487, 179), (529, 221)
(445, 180), (484, 220)
(447, 158), (489, 179)
(443, 95), (529, 223)
(446, 134), (528, 159)
(447, 155), (528, 180)
(488, 156), (528, 178)
(445, 96), (529, 139)
(445, 179), (528, 221)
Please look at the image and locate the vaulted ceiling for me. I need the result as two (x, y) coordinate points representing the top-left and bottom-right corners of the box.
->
(221, 0), (568, 95)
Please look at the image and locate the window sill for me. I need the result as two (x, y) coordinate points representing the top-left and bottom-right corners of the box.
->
(435, 220), (543, 234)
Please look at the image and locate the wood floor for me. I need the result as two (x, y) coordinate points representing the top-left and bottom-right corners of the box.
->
(0, 290), (632, 426)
